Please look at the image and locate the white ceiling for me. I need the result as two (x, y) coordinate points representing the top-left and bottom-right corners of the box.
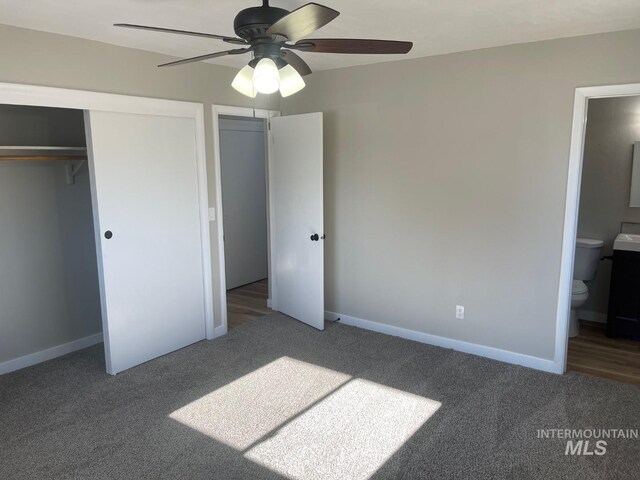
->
(1, 0), (639, 72)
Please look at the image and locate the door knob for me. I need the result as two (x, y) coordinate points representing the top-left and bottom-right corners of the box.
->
(104, 230), (113, 239)
(310, 234), (319, 241)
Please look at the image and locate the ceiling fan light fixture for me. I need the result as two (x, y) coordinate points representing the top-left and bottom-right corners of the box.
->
(119, 2), (413, 98)
(231, 65), (257, 97)
(252, 58), (280, 94)
(278, 64), (306, 97)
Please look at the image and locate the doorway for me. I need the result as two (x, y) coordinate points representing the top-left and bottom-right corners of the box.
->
(566, 95), (640, 385)
(212, 107), (325, 334)
(212, 106), (279, 333)
(557, 83), (640, 382)
(218, 114), (273, 329)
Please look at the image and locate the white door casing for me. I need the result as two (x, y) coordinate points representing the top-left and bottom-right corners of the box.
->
(271, 113), (324, 330)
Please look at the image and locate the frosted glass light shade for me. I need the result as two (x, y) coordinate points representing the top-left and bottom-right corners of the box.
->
(253, 58), (280, 94)
(231, 65), (257, 98)
(278, 65), (306, 97)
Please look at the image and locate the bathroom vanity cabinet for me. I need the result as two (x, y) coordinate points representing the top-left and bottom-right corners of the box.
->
(607, 249), (640, 340)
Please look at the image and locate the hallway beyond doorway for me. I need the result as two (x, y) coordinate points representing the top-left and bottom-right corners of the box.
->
(227, 279), (273, 329)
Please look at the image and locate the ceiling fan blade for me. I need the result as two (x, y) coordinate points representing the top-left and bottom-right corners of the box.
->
(266, 3), (339, 42)
(281, 50), (312, 76)
(114, 23), (246, 45)
(293, 38), (413, 54)
(158, 48), (251, 68)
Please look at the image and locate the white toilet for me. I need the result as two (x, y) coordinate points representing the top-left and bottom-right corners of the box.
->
(570, 238), (604, 337)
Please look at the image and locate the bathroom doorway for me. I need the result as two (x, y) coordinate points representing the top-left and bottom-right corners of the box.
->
(560, 87), (640, 385)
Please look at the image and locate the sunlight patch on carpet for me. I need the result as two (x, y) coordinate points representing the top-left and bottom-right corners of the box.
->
(169, 357), (351, 449)
(170, 357), (440, 479)
(244, 378), (441, 480)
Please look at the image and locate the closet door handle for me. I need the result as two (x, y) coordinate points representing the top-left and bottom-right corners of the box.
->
(104, 230), (113, 239)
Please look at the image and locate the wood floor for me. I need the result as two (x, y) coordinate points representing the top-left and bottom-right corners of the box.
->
(567, 320), (640, 385)
(227, 278), (273, 329)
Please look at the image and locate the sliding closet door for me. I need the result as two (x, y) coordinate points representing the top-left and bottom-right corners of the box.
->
(86, 111), (206, 375)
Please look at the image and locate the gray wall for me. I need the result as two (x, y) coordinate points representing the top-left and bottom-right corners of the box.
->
(577, 96), (640, 322)
(219, 116), (268, 290)
(0, 165), (101, 363)
(0, 24), (279, 330)
(0, 105), (101, 363)
(0, 104), (85, 146)
(282, 29), (640, 361)
(4, 23), (640, 363)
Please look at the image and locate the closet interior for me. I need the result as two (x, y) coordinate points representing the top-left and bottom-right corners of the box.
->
(0, 104), (102, 373)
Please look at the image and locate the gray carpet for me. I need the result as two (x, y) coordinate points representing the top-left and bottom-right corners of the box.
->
(1, 314), (639, 480)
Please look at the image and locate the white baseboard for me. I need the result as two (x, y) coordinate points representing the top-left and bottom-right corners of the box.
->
(0, 333), (103, 376)
(267, 298), (273, 309)
(212, 324), (227, 339)
(325, 311), (556, 373)
(577, 309), (607, 324)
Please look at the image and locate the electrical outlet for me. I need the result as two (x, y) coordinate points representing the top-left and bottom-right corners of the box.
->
(456, 305), (465, 320)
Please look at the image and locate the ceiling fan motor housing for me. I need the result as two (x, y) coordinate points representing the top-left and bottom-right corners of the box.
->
(233, 5), (288, 43)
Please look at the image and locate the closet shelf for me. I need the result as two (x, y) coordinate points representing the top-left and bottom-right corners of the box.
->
(0, 146), (87, 162)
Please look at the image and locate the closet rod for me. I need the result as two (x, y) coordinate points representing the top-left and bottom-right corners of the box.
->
(0, 146), (87, 162)
(0, 155), (88, 162)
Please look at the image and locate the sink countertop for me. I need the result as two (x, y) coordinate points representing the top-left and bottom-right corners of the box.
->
(613, 233), (640, 252)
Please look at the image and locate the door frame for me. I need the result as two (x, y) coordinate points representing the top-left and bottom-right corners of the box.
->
(0, 81), (215, 339)
(555, 82), (640, 374)
(212, 105), (280, 334)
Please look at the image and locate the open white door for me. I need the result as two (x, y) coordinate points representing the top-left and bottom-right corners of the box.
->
(86, 111), (207, 375)
(271, 113), (324, 330)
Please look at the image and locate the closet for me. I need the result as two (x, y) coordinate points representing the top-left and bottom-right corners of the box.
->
(0, 87), (212, 377)
(0, 105), (102, 372)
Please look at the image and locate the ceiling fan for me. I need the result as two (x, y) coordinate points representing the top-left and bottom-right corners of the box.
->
(115, 0), (413, 98)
